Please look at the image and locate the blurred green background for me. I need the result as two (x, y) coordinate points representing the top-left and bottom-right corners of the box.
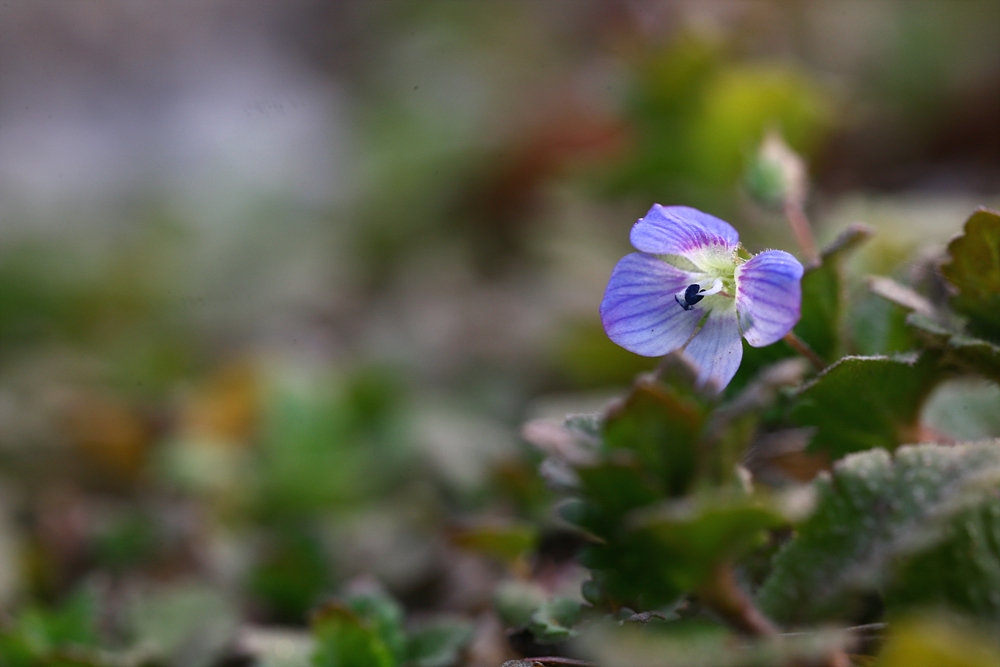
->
(0, 0), (997, 663)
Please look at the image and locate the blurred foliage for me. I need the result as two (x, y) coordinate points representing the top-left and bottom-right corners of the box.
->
(874, 615), (1000, 667)
(0, 586), (100, 667)
(0, 2), (998, 667)
(311, 586), (472, 667)
(607, 32), (833, 213)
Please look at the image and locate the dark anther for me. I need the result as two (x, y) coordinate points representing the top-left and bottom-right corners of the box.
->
(674, 283), (704, 311)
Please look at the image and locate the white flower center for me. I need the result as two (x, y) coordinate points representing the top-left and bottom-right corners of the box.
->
(699, 277), (725, 296)
(665, 245), (742, 312)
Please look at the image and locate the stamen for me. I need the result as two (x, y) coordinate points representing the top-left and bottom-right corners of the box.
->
(674, 283), (704, 311)
(699, 277), (724, 296)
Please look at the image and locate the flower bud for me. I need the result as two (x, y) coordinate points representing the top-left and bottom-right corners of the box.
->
(744, 130), (807, 207)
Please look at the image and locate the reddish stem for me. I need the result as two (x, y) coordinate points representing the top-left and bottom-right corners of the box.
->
(784, 199), (819, 265)
(783, 331), (826, 372)
(699, 564), (779, 637)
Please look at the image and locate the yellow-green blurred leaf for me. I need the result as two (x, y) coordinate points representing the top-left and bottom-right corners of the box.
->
(876, 616), (1000, 667)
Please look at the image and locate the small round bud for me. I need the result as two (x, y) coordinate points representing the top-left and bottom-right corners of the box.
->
(744, 130), (807, 207)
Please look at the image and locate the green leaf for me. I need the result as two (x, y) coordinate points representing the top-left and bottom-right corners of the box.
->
(572, 459), (663, 538)
(576, 491), (789, 610)
(941, 208), (1000, 342)
(562, 367), (798, 610)
(31, 586), (100, 650)
(344, 590), (407, 663)
(405, 618), (474, 667)
(494, 584), (582, 646)
(757, 441), (1000, 625)
(866, 274), (1000, 377)
(311, 587), (407, 667)
(860, 276), (937, 356)
(576, 533), (685, 610)
(798, 223), (874, 362)
(493, 581), (547, 629)
(448, 520), (537, 566)
(311, 589), (407, 667)
(312, 605), (397, 667)
(792, 353), (942, 458)
(795, 257), (840, 363)
(249, 526), (332, 623)
(885, 495), (1000, 624)
(564, 412), (602, 442)
(631, 494), (788, 593)
(921, 378), (1000, 441)
(0, 635), (34, 667)
(0, 586), (102, 666)
(907, 312), (1000, 383)
(528, 597), (583, 643)
(601, 379), (706, 498)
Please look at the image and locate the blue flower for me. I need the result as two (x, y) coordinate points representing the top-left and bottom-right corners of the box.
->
(600, 205), (804, 391)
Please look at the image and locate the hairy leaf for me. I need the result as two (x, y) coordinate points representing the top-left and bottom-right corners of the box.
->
(885, 495), (1000, 624)
(792, 354), (942, 458)
(758, 441), (1000, 625)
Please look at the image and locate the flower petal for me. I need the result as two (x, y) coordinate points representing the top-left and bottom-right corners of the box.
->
(630, 205), (739, 256)
(681, 307), (743, 392)
(735, 249), (804, 347)
(600, 253), (702, 357)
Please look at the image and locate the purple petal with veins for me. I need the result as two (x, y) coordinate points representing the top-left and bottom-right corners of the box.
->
(630, 205), (739, 256)
(600, 253), (702, 357)
(681, 309), (744, 391)
(736, 250), (804, 347)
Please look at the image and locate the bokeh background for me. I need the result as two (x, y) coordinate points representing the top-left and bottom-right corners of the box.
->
(0, 1), (998, 664)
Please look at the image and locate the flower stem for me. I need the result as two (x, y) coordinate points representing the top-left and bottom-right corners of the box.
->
(783, 331), (825, 372)
(699, 564), (851, 667)
(784, 199), (819, 265)
(698, 563), (778, 637)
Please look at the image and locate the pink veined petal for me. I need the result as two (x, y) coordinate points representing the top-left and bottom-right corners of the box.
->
(629, 205), (739, 256)
(735, 249), (804, 347)
(600, 252), (702, 357)
(681, 308), (744, 392)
